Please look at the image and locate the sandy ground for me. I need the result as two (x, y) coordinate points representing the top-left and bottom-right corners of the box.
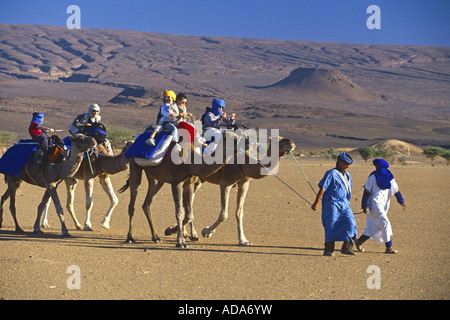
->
(0, 158), (449, 300)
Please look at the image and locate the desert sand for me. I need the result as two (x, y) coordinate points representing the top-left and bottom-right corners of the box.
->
(0, 158), (448, 300)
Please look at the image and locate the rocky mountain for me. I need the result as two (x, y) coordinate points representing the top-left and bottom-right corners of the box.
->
(0, 24), (449, 148)
(251, 67), (381, 102)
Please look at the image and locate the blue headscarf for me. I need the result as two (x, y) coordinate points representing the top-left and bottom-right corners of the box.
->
(31, 112), (44, 125)
(372, 158), (394, 190)
(211, 99), (225, 116)
(338, 152), (353, 165)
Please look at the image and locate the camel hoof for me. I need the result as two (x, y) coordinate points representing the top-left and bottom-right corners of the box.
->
(176, 242), (189, 249)
(75, 224), (83, 231)
(126, 237), (136, 244)
(164, 226), (176, 236)
(32, 229), (44, 235)
(239, 241), (252, 246)
(202, 227), (214, 238)
(101, 221), (110, 229)
(189, 236), (199, 241)
(83, 226), (94, 231)
(62, 233), (72, 238)
(41, 222), (50, 228)
(152, 237), (162, 243)
(15, 227), (26, 234)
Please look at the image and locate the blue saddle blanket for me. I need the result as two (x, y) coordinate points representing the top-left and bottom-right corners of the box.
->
(125, 131), (170, 159)
(63, 136), (72, 148)
(0, 142), (39, 177)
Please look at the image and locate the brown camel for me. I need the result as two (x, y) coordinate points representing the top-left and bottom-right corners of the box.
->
(40, 141), (133, 231)
(0, 134), (97, 237)
(165, 136), (296, 245)
(120, 131), (238, 248)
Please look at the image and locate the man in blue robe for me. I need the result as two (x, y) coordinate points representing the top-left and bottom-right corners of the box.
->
(311, 152), (358, 256)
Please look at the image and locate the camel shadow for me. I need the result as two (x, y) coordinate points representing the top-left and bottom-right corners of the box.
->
(0, 228), (323, 257)
(138, 238), (323, 257)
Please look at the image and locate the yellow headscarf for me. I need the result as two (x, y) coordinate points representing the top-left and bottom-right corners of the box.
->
(163, 90), (176, 100)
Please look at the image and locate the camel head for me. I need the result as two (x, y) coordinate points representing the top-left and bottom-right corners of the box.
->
(122, 140), (134, 152)
(70, 134), (97, 152)
(278, 137), (296, 157)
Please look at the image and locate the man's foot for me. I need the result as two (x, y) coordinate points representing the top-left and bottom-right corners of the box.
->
(355, 239), (365, 252)
(145, 138), (155, 146)
(385, 247), (398, 254)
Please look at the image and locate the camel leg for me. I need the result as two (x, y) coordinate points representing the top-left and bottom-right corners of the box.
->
(40, 197), (51, 228)
(141, 178), (164, 243)
(3, 176), (25, 233)
(83, 177), (95, 231)
(65, 177), (83, 230)
(165, 179), (198, 241)
(0, 187), (10, 229)
(186, 178), (203, 240)
(236, 180), (252, 246)
(126, 161), (142, 243)
(172, 182), (187, 248)
(99, 174), (118, 229)
(33, 190), (51, 234)
(202, 183), (232, 239)
(182, 180), (198, 241)
(48, 183), (70, 237)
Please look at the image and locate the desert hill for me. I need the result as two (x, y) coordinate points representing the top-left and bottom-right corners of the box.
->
(372, 139), (423, 156)
(0, 24), (449, 149)
(251, 67), (381, 102)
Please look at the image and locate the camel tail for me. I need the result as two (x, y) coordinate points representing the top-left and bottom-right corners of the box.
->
(118, 177), (130, 193)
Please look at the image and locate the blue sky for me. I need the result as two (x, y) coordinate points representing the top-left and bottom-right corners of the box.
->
(1, 0), (449, 47)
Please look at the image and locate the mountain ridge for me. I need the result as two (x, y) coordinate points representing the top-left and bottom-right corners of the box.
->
(0, 24), (449, 148)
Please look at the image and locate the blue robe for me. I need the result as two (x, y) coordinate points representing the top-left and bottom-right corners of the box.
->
(318, 168), (357, 242)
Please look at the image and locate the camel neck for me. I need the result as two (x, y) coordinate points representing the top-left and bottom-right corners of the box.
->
(56, 146), (85, 179)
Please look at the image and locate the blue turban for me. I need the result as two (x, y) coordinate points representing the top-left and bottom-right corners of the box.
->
(211, 99), (225, 116)
(373, 158), (389, 168)
(338, 152), (353, 165)
(372, 158), (393, 190)
(31, 112), (44, 125)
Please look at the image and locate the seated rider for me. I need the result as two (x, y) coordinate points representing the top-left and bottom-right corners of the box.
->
(174, 93), (193, 123)
(69, 104), (112, 153)
(69, 103), (102, 135)
(202, 99), (235, 138)
(146, 91), (192, 146)
(28, 112), (54, 164)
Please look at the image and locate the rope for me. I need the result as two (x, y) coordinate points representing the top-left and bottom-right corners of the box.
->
(243, 149), (313, 206)
(288, 150), (317, 195)
(85, 151), (95, 178)
(287, 151), (365, 215)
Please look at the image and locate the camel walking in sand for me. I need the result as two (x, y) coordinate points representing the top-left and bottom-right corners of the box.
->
(40, 141), (133, 231)
(0, 134), (97, 237)
(120, 131), (238, 248)
(165, 136), (295, 245)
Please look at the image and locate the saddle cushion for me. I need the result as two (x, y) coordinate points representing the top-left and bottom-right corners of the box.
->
(125, 131), (171, 160)
(0, 142), (39, 177)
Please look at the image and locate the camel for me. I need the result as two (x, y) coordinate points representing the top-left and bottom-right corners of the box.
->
(165, 136), (296, 245)
(0, 134), (97, 237)
(40, 141), (133, 231)
(120, 131), (239, 248)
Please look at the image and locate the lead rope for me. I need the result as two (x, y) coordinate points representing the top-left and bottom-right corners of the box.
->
(288, 150), (317, 195)
(242, 148), (313, 206)
(288, 150), (363, 214)
(85, 150), (95, 178)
